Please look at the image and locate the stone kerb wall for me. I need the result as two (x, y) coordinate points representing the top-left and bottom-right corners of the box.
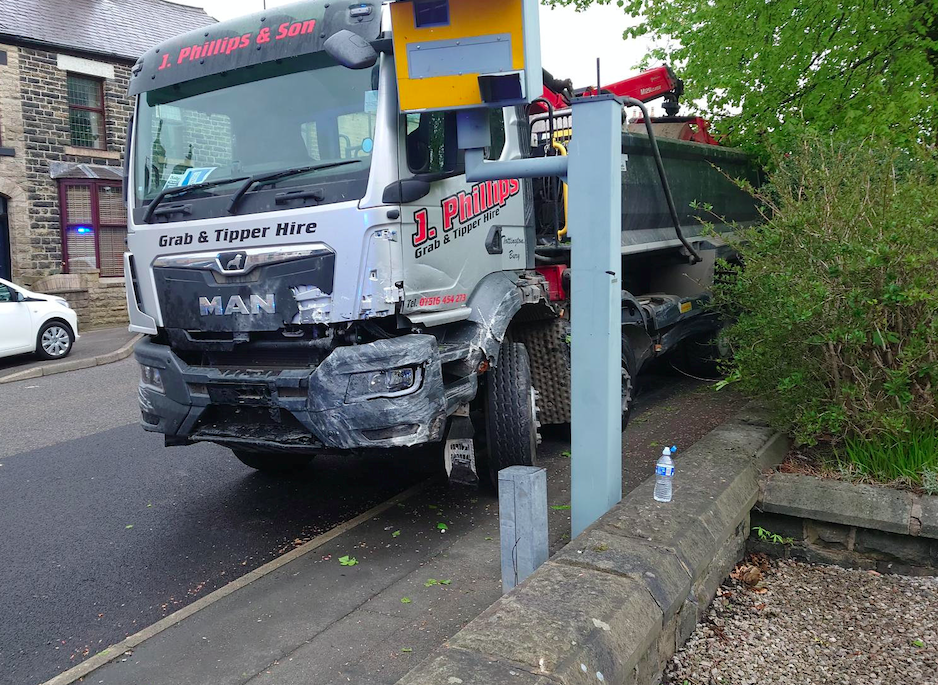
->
(397, 409), (788, 685)
(752, 473), (938, 576)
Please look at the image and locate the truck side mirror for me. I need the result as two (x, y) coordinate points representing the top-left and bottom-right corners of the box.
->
(324, 30), (378, 70)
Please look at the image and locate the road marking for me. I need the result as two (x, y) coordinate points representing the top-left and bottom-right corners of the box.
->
(40, 478), (433, 685)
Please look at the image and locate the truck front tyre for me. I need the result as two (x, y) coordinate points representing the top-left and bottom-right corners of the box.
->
(483, 341), (539, 486)
(231, 449), (313, 474)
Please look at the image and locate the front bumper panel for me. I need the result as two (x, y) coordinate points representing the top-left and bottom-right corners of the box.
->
(135, 335), (447, 451)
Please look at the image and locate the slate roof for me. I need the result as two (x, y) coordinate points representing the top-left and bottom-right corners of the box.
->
(0, 0), (215, 62)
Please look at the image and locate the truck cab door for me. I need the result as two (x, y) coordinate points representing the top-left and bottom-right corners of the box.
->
(397, 109), (527, 317)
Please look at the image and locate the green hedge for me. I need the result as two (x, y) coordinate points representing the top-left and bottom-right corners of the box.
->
(715, 137), (938, 449)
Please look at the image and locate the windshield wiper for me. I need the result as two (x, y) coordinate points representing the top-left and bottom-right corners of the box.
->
(226, 160), (362, 215)
(143, 176), (250, 223)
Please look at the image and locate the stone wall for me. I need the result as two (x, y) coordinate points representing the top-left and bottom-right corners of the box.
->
(0, 43), (30, 279)
(3, 46), (134, 327)
(17, 46), (132, 281)
(30, 272), (128, 330)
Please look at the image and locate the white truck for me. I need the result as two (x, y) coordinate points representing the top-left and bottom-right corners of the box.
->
(124, 0), (759, 483)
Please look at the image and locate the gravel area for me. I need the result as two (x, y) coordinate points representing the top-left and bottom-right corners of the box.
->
(666, 558), (938, 685)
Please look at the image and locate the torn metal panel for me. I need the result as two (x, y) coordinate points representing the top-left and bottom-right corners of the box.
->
(434, 271), (544, 376)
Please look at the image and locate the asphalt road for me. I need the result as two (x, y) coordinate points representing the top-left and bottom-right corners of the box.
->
(0, 356), (740, 685)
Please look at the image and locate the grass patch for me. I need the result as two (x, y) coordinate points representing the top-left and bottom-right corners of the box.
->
(833, 425), (938, 491)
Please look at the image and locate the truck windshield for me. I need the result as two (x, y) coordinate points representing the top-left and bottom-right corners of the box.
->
(133, 53), (378, 215)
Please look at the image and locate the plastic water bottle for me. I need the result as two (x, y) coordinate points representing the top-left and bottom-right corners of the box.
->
(654, 446), (677, 503)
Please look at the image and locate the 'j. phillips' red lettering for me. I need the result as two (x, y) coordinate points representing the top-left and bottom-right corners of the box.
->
(412, 209), (439, 247)
(441, 179), (520, 232)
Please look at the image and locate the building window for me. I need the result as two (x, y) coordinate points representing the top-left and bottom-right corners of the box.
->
(60, 180), (126, 277)
(67, 74), (106, 150)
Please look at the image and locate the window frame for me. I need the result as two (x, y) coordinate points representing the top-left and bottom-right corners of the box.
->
(59, 179), (126, 277)
(66, 73), (107, 150)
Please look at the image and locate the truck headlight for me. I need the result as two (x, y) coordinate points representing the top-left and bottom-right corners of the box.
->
(346, 366), (421, 401)
(140, 364), (164, 393)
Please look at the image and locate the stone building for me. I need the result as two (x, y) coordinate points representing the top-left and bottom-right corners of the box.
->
(0, 0), (213, 327)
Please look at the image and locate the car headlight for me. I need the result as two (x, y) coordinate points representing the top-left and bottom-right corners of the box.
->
(346, 366), (421, 401)
(140, 364), (164, 392)
(53, 297), (71, 309)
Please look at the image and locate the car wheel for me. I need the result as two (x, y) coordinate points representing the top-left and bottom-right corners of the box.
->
(231, 449), (313, 474)
(36, 321), (73, 360)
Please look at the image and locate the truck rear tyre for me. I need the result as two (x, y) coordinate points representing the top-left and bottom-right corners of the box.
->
(621, 341), (636, 430)
(679, 328), (730, 378)
(232, 449), (312, 474)
(483, 341), (539, 486)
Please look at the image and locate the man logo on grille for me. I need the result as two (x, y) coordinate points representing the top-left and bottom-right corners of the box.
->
(219, 251), (246, 272)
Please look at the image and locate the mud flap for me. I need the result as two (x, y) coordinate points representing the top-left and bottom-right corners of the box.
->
(444, 408), (478, 486)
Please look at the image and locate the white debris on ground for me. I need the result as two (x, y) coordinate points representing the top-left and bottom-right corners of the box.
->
(666, 557), (938, 685)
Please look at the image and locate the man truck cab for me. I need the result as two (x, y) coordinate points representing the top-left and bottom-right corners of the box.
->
(125, 0), (758, 482)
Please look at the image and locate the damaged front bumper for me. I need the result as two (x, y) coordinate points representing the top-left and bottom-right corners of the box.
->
(135, 334), (457, 452)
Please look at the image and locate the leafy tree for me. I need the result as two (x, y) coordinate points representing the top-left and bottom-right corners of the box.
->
(548, 0), (938, 153)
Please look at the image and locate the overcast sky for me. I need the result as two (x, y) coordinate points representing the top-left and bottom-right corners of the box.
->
(169, 0), (659, 91)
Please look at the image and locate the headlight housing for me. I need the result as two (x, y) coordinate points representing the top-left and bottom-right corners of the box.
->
(346, 366), (421, 401)
(53, 297), (71, 309)
(140, 364), (164, 392)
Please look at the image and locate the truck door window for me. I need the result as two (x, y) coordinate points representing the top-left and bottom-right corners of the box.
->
(489, 109), (506, 161)
(405, 109), (504, 174)
(406, 111), (463, 176)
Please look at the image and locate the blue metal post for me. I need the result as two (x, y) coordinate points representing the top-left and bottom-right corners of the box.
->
(567, 95), (623, 537)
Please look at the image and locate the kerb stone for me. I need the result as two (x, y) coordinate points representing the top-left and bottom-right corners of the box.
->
(554, 529), (691, 623)
(396, 646), (559, 685)
(761, 474), (913, 535)
(450, 561), (660, 682)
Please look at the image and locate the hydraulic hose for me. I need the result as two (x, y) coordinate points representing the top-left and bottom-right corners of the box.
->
(620, 96), (702, 264)
(552, 140), (569, 239)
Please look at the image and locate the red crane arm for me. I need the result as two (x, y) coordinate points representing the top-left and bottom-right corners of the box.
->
(537, 65), (683, 112)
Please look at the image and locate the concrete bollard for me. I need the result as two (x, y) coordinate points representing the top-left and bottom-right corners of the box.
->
(498, 465), (548, 593)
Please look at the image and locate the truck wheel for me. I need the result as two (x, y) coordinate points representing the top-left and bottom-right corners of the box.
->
(483, 341), (539, 486)
(679, 328), (730, 378)
(621, 341), (636, 430)
(232, 449), (312, 474)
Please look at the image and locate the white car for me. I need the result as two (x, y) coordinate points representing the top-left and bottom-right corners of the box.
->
(0, 277), (80, 360)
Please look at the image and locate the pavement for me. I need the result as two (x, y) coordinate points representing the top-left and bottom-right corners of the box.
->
(4, 359), (749, 685)
(0, 359), (438, 685)
(0, 326), (139, 382)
